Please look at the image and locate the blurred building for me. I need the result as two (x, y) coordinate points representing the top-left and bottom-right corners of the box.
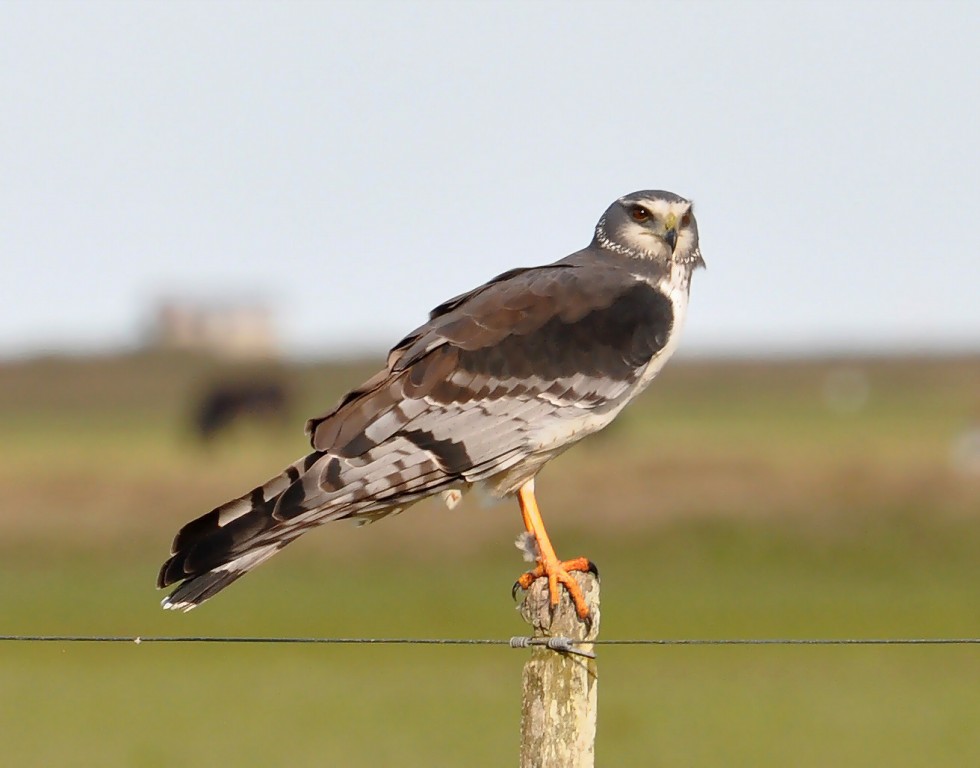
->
(148, 300), (279, 359)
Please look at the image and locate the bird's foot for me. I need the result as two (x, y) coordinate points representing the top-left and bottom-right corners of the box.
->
(512, 556), (599, 624)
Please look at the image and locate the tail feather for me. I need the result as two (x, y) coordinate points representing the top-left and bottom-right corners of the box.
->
(156, 444), (429, 610)
(167, 453), (315, 559)
(157, 454), (314, 606)
(156, 507), (277, 590)
(160, 543), (285, 612)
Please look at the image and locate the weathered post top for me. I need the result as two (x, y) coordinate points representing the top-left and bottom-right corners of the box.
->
(519, 571), (600, 768)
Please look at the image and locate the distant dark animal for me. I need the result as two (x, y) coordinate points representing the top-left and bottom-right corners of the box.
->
(193, 381), (289, 442)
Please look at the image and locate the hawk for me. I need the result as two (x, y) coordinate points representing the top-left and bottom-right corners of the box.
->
(158, 190), (704, 622)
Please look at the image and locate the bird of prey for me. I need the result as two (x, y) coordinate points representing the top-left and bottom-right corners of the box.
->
(158, 190), (704, 622)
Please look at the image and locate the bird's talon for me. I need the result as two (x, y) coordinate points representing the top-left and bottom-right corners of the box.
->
(515, 556), (595, 623)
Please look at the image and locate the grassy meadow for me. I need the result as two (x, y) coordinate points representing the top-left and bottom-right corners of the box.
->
(1, 351), (979, 766)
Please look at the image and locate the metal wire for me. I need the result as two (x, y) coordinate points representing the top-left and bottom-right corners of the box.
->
(0, 635), (507, 645)
(590, 638), (980, 646)
(1, 634), (979, 647)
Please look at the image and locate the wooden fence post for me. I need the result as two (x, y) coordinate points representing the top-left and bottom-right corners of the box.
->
(519, 570), (600, 768)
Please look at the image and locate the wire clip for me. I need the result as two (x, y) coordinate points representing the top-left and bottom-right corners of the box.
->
(509, 635), (595, 659)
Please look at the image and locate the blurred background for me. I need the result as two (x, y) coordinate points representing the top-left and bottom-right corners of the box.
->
(1, 1), (978, 765)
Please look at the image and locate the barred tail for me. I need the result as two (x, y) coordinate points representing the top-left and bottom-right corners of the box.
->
(157, 454), (322, 612)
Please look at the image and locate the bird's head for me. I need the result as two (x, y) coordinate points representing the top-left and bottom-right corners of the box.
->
(593, 190), (705, 269)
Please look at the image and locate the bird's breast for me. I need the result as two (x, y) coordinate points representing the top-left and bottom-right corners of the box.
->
(629, 265), (691, 393)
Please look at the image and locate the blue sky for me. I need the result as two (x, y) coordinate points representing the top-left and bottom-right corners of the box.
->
(2, 1), (978, 358)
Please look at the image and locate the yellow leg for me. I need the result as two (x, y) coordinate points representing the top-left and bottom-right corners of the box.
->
(515, 479), (595, 621)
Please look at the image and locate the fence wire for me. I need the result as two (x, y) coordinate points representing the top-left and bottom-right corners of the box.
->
(2, 634), (980, 648)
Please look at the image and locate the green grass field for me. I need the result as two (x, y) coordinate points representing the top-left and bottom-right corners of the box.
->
(1, 352), (978, 766)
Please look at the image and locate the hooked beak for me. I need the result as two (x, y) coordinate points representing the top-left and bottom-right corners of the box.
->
(663, 212), (678, 251)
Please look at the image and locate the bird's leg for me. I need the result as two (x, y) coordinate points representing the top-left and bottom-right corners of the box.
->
(513, 479), (596, 623)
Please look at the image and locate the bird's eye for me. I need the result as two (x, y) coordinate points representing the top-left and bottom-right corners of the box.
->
(680, 212), (692, 228)
(630, 206), (651, 222)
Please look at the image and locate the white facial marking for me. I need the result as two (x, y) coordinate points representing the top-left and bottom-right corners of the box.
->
(597, 197), (697, 264)
(631, 197), (691, 220)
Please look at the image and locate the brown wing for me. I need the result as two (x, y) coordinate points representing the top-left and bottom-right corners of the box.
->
(306, 261), (672, 459)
